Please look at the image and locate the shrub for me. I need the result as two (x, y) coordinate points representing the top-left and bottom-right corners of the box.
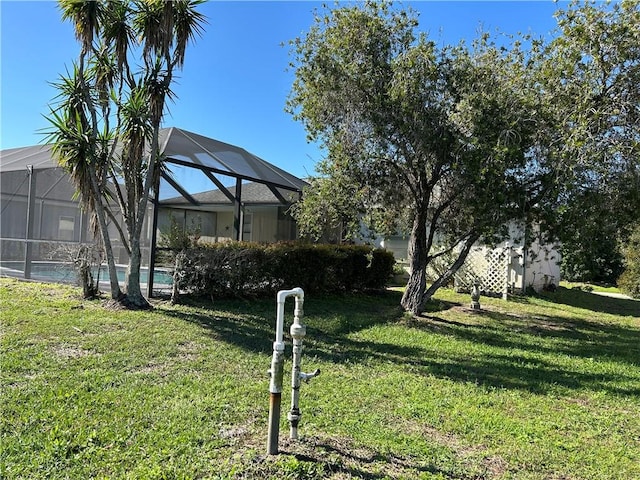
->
(618, 225), (640, 299)
(173, 242), (395, 299)
(367, 248), (397, 289)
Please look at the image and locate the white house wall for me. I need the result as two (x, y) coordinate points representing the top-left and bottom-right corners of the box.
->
(216, 207), (291, 243)
(247, 207), (278, 243)
(522, 235), (562, 292)
(215, 211), (235, 242)
(380, 236), (409, 261)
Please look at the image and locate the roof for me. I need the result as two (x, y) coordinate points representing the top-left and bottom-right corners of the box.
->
(161, 181), (300, 206)
(159, 127), (306, 192)
(0, 144), (55, 172)
(0, 127), (307, 193)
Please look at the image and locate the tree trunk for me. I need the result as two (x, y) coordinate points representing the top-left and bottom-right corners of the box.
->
(101, 225), (122, 300)
(75, 49), (122, 301)
(88, 169), (122, 300)
(124, 237), (150, 309)
(401, 211), (429, 315)
(422, 233), (480, 303)
(121, 126), (163, 309)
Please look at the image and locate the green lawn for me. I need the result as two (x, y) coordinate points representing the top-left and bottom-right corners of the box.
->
(559, 280), (626, 294)
(1, 277), (639, 479)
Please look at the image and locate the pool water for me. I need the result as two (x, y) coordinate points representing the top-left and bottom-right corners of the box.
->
(1, 262), (173, 285)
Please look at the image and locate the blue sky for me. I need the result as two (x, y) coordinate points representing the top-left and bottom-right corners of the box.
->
(1, 1), (562, 179)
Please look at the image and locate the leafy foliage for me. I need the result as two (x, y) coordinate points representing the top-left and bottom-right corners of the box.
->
(541, 0), (640, 282)
(157, 213), (201, 262)
(558, 191), (625, 284)
(172, 242), (395, 300)
(288, 1), (640, 313)
(288, 2), (551, 313)
(618, 224), (640, 298)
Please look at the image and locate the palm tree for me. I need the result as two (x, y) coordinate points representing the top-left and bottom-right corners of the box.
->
(50, 1), (123, 300)
(121, 0), (206, 307)
(49, 0), (206, 308)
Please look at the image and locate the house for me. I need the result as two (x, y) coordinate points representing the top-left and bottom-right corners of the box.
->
(0, 127), (307, 294)
(379, 222), (561, 295)
(158, 181), (299, 245)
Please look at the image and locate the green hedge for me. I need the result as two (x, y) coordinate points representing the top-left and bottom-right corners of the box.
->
(172, 242), (395, 298)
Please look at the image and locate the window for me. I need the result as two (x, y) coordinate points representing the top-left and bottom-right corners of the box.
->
(58, 216), (75, 241)
(277, 206), (297, 241)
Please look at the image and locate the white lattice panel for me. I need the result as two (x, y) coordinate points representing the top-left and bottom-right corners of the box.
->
(455, 246), (510, 294)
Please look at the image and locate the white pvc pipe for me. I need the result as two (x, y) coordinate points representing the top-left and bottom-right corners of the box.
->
(274, 287), (303, 348)
(267, 287), (304, 455)
(288, 299), (306, 440)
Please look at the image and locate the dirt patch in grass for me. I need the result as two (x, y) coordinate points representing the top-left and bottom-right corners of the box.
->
(404, 421), (508, 477)
(237, 430), (506, 480)
(526, 320), (577, 333)
(416, 424), (481, 455)
(51, 344), (97, 360)
(218, 430), (430, 479)
(128, 362), (168, 376)
(176, 341), (202, 361)
(482, 455), (508, 477)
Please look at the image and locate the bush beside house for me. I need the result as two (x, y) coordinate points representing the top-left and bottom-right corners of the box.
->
(171, 242), (395, 300)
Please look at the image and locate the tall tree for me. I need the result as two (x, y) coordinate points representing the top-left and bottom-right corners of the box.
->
(47, 0), (206, 308)
(557, 189), (625, 283)
(540, 0), (640, 280)
(288, 2), (549, 314)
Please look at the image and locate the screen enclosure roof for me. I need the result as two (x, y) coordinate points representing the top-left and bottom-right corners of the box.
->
(1, 127), (307, 193)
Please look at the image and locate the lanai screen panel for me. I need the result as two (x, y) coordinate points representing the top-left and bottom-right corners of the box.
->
(159, 128), (307, 192)
(0, 145), (137, 280)
(1, 145), (57, 172)
(0, 151), (92, 279)
(158, 162), (218, 203)
(1, 128), (307, 288)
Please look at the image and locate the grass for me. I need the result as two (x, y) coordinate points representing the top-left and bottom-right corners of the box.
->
(1, 277), (639, 479)
(559, 280), (625, 294)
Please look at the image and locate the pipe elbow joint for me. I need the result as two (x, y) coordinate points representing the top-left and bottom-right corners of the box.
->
(277, 287), (304, 304)
(294, 287), (304, 301)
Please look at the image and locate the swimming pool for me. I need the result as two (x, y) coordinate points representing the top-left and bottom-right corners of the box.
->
(0, 261), (173, 286)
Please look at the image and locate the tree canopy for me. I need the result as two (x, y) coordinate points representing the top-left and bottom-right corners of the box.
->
(541, 0), (640, 284)
(288, 0), (639, 313)
(288, 1), (553, 313)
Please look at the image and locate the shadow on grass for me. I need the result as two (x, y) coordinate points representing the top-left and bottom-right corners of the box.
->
(409, 308), (640, 367)
(284, 437), (462, 480)
(305, 324), (640, 396)
(160, 290), (406, 355)
(161, 288), (639, 397)
(160, 298), (275, 354)
(313, 292), (640, 396)
(539, 287), (640, 316)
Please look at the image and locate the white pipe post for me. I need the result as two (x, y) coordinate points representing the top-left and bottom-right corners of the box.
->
(288, 293), (320, 440)
(266, 288), (303, 455)
(266, 341), (285, 455)
(288, 294), (305, 440)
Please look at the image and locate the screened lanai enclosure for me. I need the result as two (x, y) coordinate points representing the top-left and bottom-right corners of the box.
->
(0, 127), (307, 295)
